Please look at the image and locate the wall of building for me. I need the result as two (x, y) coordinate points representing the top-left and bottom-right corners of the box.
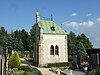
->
(40, 34), (68, 65)
(34, 24), (40, 63)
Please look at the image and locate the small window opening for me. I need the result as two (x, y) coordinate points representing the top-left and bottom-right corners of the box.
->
(55, 45), (59, 55)
(50, 45), (54, 55)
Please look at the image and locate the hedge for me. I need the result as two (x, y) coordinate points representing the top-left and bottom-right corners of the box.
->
(47, 62), (72, 67)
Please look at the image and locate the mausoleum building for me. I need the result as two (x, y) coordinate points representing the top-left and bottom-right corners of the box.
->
(34, 11), (68, 66)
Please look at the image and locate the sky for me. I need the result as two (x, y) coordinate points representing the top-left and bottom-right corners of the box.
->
(0, 0), (100, 48)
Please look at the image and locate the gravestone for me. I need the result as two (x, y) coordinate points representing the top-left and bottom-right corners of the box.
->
(25, 51), (29, 57)
(91, 53), (99, 68)
(72, 55), (78, 69)
(72, 54), (82, 68)
(77, 53), (82, 68)
(73, 55), (77, 64)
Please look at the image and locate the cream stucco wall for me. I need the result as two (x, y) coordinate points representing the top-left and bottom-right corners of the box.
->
(40, 34), (68, 65)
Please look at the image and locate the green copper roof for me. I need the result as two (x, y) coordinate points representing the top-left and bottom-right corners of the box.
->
(38, 20), (67, 35)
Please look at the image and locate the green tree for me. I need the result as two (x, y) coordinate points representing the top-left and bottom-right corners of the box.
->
(77, 33), (93, 48)
(7, 35), (19, 51)
(14, 30), (21, 42)
(14, 30), (24, 52)
(29, 25), (36, 57)
(8, 51), (21, 68)
(20, 29), (29, 51)
(76, 42), (87, 55)
(68, 31), (93, 55)
(14, 29), (29, 51)
(0, 27), (7, 46)
(14, 29), (34, 57)
(68, 31), (77, 55)
(30, 25), (36, 43)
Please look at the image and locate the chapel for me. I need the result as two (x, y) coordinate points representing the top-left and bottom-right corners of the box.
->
(34, 11), (68, 66)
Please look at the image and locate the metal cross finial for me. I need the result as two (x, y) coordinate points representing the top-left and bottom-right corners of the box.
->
(51, 14), (53, 21)
(36, 9), (38, 12)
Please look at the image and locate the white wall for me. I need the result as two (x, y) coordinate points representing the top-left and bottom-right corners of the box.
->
(41, 34), (68, 65)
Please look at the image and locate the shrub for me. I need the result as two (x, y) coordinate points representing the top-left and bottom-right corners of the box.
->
(13, 72), (19, 75)
(8, 51), (21, 68)
(19, 65), (32, 71)
(19, 67), (42, 75)
(30, 68), (42, 75)
(47, 62), (70, 67)
(8, 72), (12, 75)
(89, 69), (100, 75)
(16, 70), (25, 75)
(13, 68), (18, 71)
(24, 71), (30, 75)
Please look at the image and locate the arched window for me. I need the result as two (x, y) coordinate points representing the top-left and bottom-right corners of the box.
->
(50, 45), (54, 55)
(55, 45), (59, 55)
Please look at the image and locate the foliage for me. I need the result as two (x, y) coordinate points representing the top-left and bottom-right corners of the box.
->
(68, 31), (77, 55)
(19, 65), (32, 71)
(29, 25), (36, 57)
(89, 69), (100, 75)
(89, 69), (96, 75)
(13, 70), (24, 75)
(47, 62), (71, 67)
(68, 55), (73, 62)
(0, 26), (93, 59)
(6, 35), (19, 55)
(8, 51), (21, 68)
(15, 67), (41, 75)
(68, 31), (93, 55)
(14, 29), (34, 57)
(96, 71), (100, 75)
(13, 72), (19, 75)
(76, 42), (87, 55)
(29, 68), (42, 75)
(30, 25), (36, 43)
(13, 68), (18, 71)
(77, 34), (93, 48)
(0, 27), (7, 46)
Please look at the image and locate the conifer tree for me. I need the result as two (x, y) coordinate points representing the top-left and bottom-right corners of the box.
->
(8, 51), (21, 68)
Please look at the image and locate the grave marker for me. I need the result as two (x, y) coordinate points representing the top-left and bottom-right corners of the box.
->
(91, 53), (99, 68)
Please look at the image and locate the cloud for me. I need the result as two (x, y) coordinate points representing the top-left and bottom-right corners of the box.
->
(86, 13), (92, 17)
(63, 18), (100, 48)
(96, 18), (100, 21)
(70, 13), (77, 16)
(63, 20), (94, 28)
(96, 38), (100, 41)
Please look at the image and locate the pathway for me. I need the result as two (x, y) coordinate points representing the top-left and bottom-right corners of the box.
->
(37, 68), (57, 75)
(20, 58), (57, 75)
(20, 58), (29, 66)
(61, 69), (86, 75)
(21, 58), (86, 75)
